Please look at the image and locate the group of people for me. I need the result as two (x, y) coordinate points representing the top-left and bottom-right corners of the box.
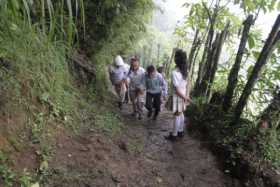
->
(109, 49), (191, 141)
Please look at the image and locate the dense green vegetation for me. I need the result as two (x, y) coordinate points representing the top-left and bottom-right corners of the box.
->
(0, 0), (153, 186)
(174, 0), (280, 169)
(0, 0), (280, 185)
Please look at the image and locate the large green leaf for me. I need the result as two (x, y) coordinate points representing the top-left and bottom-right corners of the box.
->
(244, 0), (255, 11)
(248, 34), (255, 49)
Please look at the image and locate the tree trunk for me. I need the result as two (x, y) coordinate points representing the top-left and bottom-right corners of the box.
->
(193, 5), (220, 96)
(233, 14), (280, 124)
(194, 42), (208, 90)
(197, 32), (219, 97)
(157, 43), (160, 65)
(258, 88), (280, 129)
(190, 41), (201, 83)
(188, 29), (200, 73)
(207, 22), (230, 99)
(193, 25), (215, 96)
(223, 15), (254, 112)
(165, 48), (176, 77)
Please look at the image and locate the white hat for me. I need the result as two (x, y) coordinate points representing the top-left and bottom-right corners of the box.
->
(114, 55), (124, 66)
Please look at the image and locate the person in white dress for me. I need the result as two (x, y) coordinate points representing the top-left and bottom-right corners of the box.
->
(166, 49), (191, 141)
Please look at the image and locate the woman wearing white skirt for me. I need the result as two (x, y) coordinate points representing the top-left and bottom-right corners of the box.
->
(166, 49), (191, 141)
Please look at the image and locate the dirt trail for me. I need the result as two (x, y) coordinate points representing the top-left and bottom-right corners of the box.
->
(46, 104), (241, 187)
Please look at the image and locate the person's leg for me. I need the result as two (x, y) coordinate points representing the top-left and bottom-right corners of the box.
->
(165, 113), (180, 141)
(114, 84), (122, 109)
(129, 90), (137, 116)
(124, 82), (130, 104)
(172, 114), (181, 136)
(145, 92), (153, 118)
(137, 91), (145, 120)
(125, 90), (129, 104)
(152, 93), (161, 120)
(178, 113), (185, 137)
(120, 83), (126, 103)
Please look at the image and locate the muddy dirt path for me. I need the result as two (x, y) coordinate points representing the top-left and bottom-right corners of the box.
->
(46, 104), (241, 187)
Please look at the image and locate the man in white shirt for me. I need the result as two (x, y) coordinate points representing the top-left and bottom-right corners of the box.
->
(109, 55), (129, 109)
(127, 57), (145, 120)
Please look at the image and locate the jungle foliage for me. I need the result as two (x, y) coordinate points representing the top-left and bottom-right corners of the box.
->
(0, 0), (154, 186)
(80, 0), (154, 94)
(175, 0), (280, 169)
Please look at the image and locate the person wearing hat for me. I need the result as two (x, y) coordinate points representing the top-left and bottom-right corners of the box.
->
(127, 56), (146, 120)
(109, 55), (129, 109)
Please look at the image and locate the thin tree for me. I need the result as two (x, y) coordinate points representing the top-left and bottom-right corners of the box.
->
(193, 8), (218, 95)
(190, 39), (201, 82)
(234, 14), (280, 124)
(195, 22), (229, 99)
(165, 48), (176, 77)
(223, 15), (254, 112)
(206, 22), (230, 98)
(188, 29), (200, 73)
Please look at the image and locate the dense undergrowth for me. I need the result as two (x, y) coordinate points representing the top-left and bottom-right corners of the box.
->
(0, 32), (124, 185)
(0, 20), (79, 186)
(0, 0), (154, 185)
(0, 27), (124, 186)
(186, 98), (280, 170)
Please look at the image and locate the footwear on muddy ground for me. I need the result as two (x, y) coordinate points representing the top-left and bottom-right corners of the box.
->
(165, 133), (177, 142)
(118, 102), (123, 110)
(152, 115), (158, 121)
(178, 131), (184, 138)
(147, 110), (153, 118)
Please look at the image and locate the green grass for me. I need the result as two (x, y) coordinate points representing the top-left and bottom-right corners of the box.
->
(94, 111), (123, 136)
(0, 11), (83, 186)
(0, 151), (16, 186)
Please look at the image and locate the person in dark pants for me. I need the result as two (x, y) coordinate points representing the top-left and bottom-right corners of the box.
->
(145, 65), (167, 120)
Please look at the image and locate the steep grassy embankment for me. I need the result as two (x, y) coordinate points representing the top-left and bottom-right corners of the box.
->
(0, 19), (125, 186)
(0, 1), (155, 186)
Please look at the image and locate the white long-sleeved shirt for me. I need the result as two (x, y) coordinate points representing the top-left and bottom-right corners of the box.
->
(172, 68), (187, 97)
(109, 65), (129, 85)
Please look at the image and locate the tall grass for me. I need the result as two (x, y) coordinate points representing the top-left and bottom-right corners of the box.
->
(0, 11), (77, 117)
(0, 0), (86, 114)
(0, 0), (85, 46)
